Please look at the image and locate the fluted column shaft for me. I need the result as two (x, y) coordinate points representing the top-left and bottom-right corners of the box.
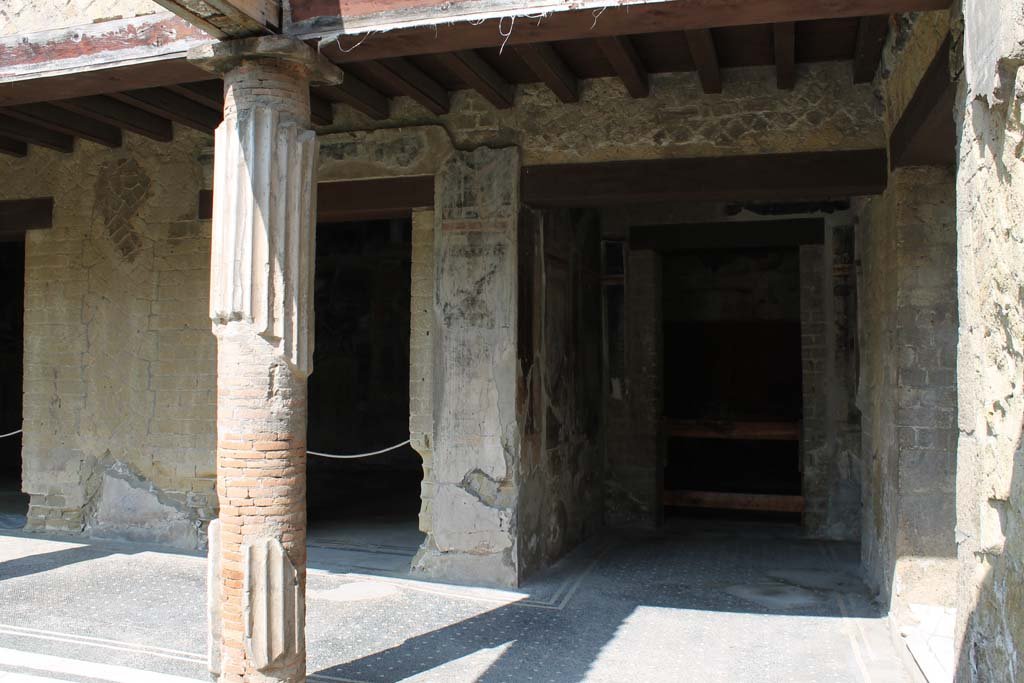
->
(199, 44), (319, 683)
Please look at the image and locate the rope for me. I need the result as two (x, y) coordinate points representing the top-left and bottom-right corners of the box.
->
(0, 429), (21, 439)
(308, 439), (411, 459)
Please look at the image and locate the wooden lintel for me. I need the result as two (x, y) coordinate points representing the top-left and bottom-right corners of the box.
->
(54, 96), (173, 143)
(685, 29), (722, 94)
(314, 74), (390, 120)
(597, 36), (649, 99)
(663, 418), (801, 441)
(853, 15), (890, 84)
(663, 490), (805, 513)
(305, 0), (951, 63)
(631, 219), (824, 251)
(0, 197), (54, 237)
(5, 103), (122, 148)
(0, 135), (27, 158)
(199, 175), (435, 221)
(889, 35), (955, 168)
(0, 115), (74, 153)
(521, 149), (889, 206)
(111, 88), (221, 133)
(149, 0), (281, 39)
(514, 43), (579, 104)
(438, 51), (516, 109)
(773, 22), (796, 90)
(362, 59), (449, 115)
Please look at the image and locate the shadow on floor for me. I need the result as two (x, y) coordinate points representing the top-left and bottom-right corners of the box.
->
(313, 518), (887, 683)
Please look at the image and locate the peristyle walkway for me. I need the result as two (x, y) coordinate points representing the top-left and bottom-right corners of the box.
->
(0, 520), (917, 682)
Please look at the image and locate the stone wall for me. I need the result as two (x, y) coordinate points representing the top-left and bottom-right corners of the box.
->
(0, 129), (215, 548)
(409, 208), (435, 534)
(0, 0), (158, 36)
(855, 167), (958, 616)
(952, 0), (1024, 678)
(328, 63), (883, 166)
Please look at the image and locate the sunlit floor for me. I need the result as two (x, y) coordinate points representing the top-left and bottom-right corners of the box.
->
(0, 518), (917, 683)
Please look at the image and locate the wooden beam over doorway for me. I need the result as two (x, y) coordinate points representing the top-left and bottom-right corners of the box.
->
(522, 149), (889, 206)
(0, 197), (54, 239)
(631, 219), (824, 251)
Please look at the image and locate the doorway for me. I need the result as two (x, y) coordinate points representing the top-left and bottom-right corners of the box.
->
(0, 239), (25, 530)
(306, 219), (424, 553)
(661, 246), (804, 522)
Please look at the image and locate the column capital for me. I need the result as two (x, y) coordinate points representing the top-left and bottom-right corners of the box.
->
(188, 35), (342, 84)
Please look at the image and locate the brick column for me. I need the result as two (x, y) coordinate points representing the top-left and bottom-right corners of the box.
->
(189, 37), (339, 683)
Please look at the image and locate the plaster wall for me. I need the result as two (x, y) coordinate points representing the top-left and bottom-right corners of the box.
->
(0, 129), (215, 548)
(952, 0), (1024, 678)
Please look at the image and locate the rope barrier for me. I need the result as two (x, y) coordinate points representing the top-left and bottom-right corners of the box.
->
(0, 426), (407, 458)
(308, 439), (411, 459)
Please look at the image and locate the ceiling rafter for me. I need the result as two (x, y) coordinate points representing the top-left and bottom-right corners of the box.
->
(4, 102), (122, 148)
(773, 22), (796, 90)
(514, 43), (579, 103)
(313, 76), (390, 121)
(54, 96), (174, 143)
(362, 59), (449, 115)
(0, 114), (74, 153)
(596, 36), (649, 98)
(685, 29), (722, 94)
(438, 50), (516, 109)
(110, 88), (221, 133)
(0, 135), (27, 158)
(853, 15), (890, 83)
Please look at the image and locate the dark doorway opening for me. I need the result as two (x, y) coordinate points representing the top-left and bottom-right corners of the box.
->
(661, 247), (803, 523)
(0, 240), (25, 530)
(306, 219), (423, 553)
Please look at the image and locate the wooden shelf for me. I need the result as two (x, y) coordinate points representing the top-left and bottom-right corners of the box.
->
(662, 418), (800, 441)
(664, 489), (805, 513)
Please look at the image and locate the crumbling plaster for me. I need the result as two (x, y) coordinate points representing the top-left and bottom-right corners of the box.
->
(952, 0), (1024, 679)
(0, 128), (216, 547)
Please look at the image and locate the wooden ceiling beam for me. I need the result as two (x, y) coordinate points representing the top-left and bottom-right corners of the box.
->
(685, 29), (722, 94)
(362, 59), (449, 115)
(596, 36), (650, 98)
(438, 50), (516, 109)
(773, 22), (796, 90)
(521, 149), (888, 206)
(0, 115), (74, 153)
(514, 43), (579, 103)
(110, 88), (221, 133)
(312, 76), (390, 121)
(853, 15), (890, 83)
(0, 135), (27, 158)
(148, 0), (280, 39)
(54, 96), (173, 143)
(5, 103), (122, 148)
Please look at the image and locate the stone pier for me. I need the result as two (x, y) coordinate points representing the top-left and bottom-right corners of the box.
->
(189, 37), (339, 683)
